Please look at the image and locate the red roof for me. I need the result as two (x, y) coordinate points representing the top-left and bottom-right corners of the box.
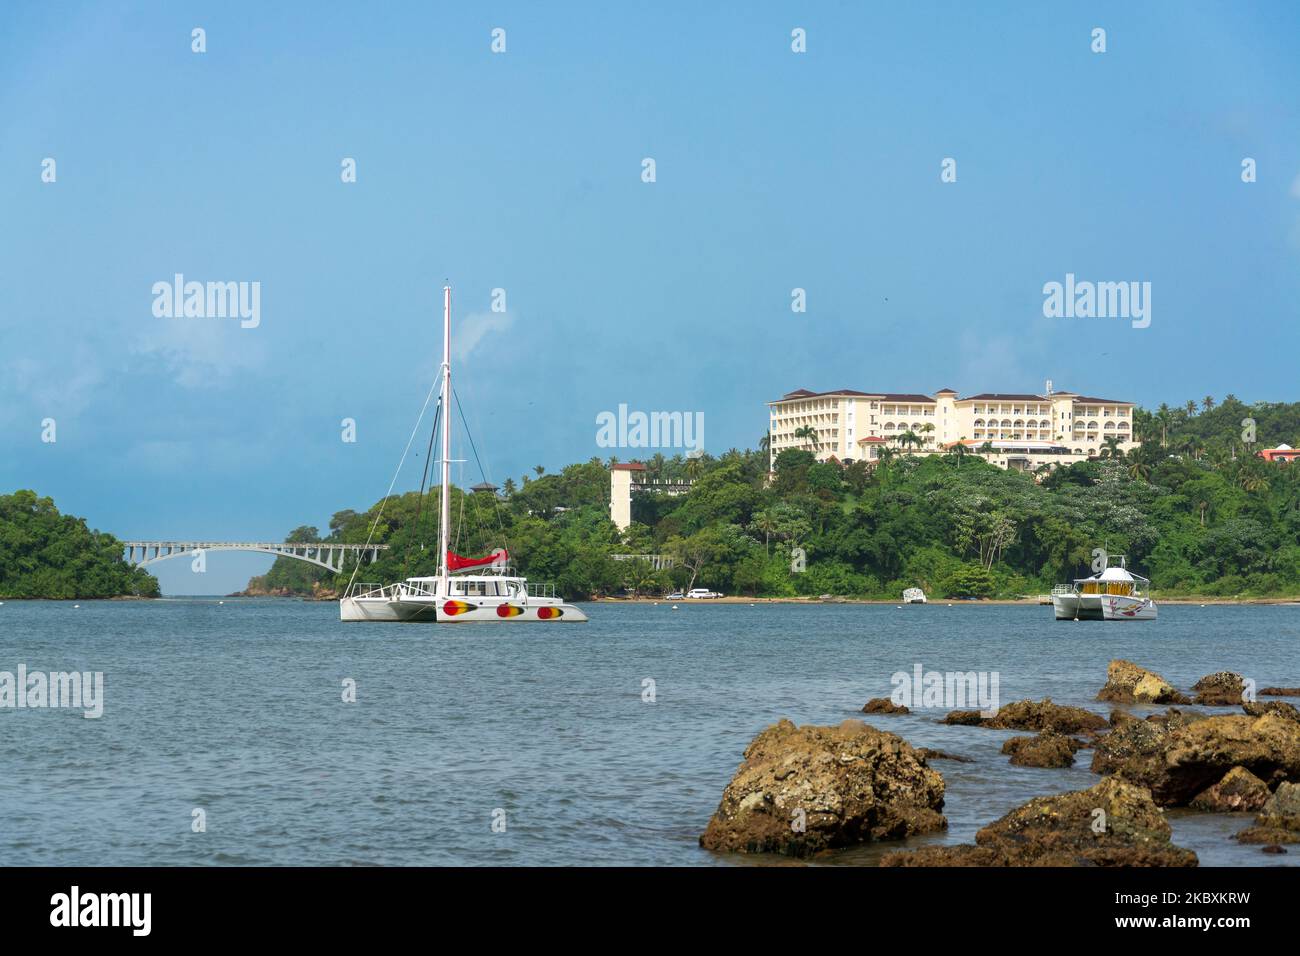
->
(611, 462), (646, 471)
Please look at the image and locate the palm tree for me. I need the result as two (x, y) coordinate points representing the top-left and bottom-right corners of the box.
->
(533, 465), (546, 478)
(1185, 400), (1198, 418)
(1242, 472), (1270, 494)
(920, 423), (936, 449)
(793, 425), (820, 451)
(1202, 396), (1215, 413)
(947, 443), (970, 469)
(649, 452), (667, 478)
(684, 453), (704, 481)
(978, 440), (995, 458)
(502, 477), (517, 496)
(898, 430), (921, 453)
(755, 509), (778, 555)
(1156, 403), (1172, 448)
(1127, 456), (1150, 481)
(1100, 436), (1123, 460)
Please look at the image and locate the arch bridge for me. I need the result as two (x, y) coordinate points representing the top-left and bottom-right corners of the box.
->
(122, 541), (389, 574)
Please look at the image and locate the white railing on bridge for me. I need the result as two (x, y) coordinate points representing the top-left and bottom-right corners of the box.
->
(121, 541), (389, 574)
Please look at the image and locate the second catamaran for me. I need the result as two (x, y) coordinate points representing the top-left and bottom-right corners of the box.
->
(339, 285), (588, 623)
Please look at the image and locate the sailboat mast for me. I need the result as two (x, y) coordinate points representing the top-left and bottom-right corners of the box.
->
(439, 284), (452, 594)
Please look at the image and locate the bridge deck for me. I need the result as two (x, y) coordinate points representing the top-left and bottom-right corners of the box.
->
(121, 541), (390, 573)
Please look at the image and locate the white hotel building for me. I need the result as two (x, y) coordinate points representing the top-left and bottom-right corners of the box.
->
(767, 383), (1138, 473)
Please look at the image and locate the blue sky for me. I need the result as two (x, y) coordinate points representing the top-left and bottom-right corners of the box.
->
(2, 1), (1299, 594)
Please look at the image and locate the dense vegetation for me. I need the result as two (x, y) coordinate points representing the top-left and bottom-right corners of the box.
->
(255, 394), (1300, 601)
(0, 490), (161, 599)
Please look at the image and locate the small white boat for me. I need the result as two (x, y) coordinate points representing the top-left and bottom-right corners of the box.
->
(1052, 558), (1156, 621)
(902, 587), (927, 604)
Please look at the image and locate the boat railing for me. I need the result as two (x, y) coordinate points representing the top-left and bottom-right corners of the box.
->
(526, 582), (557, 598)
(345, 582), (394, 599)
(1051, 584), (1075, 596)
(398, 581), (437, 597)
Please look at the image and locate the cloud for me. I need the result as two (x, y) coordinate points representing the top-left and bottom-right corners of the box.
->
(132, 319), (267, 388)
(452, 311), (516, 363)
(0, 345), (105, 421)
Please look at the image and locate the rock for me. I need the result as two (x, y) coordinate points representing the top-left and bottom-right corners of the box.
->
(1243, 700), (1300, 722)
(1091, 712), (1300, 806)
(1236, 827), (1300, 845)
(1145, 707), (1209, 726)
(1261, 844), (1288, 854)
(916, 748), (973, 763)
(882, 777), (1198, 867)
(1192, 671), (1246, 706)
(1260, 687), (1300, 698)
(1255, 781), (1300, 830)
(1002, 731), (1081, 768)
(942, 698), (1107, 735)
(881, 845), (1005, 866)
(1109, 709), (1140, 728)
(1236, 784), (1300, 844)
(862, 697), (909, 715)
(699, 718), (947, 857)
(1188, 767), (1271, 813)
(1097, 660), (1190, 705)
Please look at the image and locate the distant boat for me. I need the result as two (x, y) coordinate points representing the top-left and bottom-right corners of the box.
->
(1052, 556), (1156, 621)
(902, 588), (927, 604)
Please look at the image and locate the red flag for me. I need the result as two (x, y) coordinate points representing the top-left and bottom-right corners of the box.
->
(447, 548), (509, 572)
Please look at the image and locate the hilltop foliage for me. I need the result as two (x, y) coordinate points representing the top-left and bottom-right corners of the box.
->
(0, 490), (161, 599)
(254, 394), (1300, 600)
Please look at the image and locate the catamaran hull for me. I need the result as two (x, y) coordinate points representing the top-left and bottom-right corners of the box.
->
(1052, 594), (1104, 620)
(384, 599), (589, 623)
(1102, 595), (1158, 620)
(1053, 594), (1156, 621)
(340, 597), (402, 622)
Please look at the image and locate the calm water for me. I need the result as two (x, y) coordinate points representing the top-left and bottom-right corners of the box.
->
(1, 599), (1297, 866)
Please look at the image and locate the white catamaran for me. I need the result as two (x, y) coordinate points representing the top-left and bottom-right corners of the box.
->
(1051, 556), (1157, 621)
(339, 286), (588, 624)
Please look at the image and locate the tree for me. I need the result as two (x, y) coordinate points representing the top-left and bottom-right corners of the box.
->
(0, 491), (161, 599)
(793, 425), (820, 451)
(667, 527), (732, 592)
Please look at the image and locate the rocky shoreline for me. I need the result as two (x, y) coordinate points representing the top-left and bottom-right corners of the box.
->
(699, 660), (1300, 865)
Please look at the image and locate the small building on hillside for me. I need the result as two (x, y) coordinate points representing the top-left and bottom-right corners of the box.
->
(1258, 443), (1300, 463)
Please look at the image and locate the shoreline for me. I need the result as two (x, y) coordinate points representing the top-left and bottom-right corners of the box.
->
(6, 594), (1300, 607)
(594, 594), (1300, 606)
